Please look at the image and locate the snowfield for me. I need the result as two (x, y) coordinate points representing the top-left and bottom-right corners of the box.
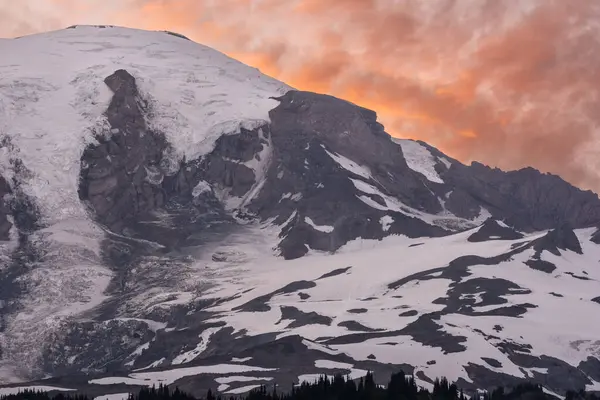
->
(78, 225), (600, 392)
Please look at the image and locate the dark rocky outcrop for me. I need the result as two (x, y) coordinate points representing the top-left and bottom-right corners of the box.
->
(578, 356), (600, 382)
(234, 281), (317, 312)
(337, 321), (382, 332)
(42, 319), (155, 376)
(442, 163), (600, 232)
(525, 259), (557, 274)
(279, 306), (332, 328)
(245, 91), (451, 259)
(399, 314), (468, 354)
(316, 267), (352, 280)
(0, 175), (12, 241)
(591, 227), (600, 244)
(79, 70), (178, 233)
(468, 218), (524, 242)
(0, 154), (44, 338)
(481, 357), (503, 368)
(532, 224), (583, 256)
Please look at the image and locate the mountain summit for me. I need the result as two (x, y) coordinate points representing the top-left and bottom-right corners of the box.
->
(0, 26), (599, 397)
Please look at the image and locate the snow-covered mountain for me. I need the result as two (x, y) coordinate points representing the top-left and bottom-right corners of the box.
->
(1, 25), (600, 398)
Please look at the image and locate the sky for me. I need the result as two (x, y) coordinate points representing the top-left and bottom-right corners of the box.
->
(2, 0), (600, 192)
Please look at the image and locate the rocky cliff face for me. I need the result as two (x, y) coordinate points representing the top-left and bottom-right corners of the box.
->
(79, 80), (600, 261)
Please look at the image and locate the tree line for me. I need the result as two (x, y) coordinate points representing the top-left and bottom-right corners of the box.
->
(1, 370), (598, 400)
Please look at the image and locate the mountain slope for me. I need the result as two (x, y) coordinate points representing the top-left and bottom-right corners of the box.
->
(0, 26), (599, 397)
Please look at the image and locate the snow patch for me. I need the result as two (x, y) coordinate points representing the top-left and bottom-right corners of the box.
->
(380, 216), (394, 232)
(172, 326), (222, 365)
(192, 181), (212, 197)
(395, 139), (444, 183)
(94, 394), (130, 400)
(323, 148), (372, 180)
(231, 357), (253, 363)
(305, 217), (334, 233)
(0, 386), (75, 396)
(225, 384), (262, 394)
(314, 359), (353, 369)
(89, 364), (277, 386)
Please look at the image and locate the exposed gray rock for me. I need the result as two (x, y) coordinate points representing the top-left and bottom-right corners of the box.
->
(468, 218), (524, 242)
(525, 259), (557, 273)
(0, 174), (12, 241)
(337, 321), (382, 332)
(347, 308), (368, 314)
(533, 224), (583, 256)
(234, 281), (317, 312)
(591, 227), (600, 244)
(566, 272), (591, 281)
(398, 314), (468, 354)
(504, 354), (592, 393)
(79, 70), (172, 233)
(578, 356), (600, 382)
(442, 162), (600, 232)
(416, 371), (435, 385)
(245, 91), (450, 259)
(399, 310), (418, 317)
(463, 363), (525, 392)
(481, 357), (503, 368)
(317, 267), (352, 280)
(0, 155), (43, 350)
(279, 306), (333, 329)
(42, 319), (155, 376)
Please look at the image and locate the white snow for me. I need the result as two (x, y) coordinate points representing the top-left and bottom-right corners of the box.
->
(0, 219), (111, 383)
(305, 217), (334, 233)
(395, 139), (444, 183)
(225, 384), (262, 394)
(497, 220), (510, 228)
(135, 358), (166, 371)
(216, 376), (273, 392)
(89, 364), (277, 386)
(302, 339), (340, 356)
(215, 375), (273, 384)
(172, 326), (221, 365)
(380, 215), (394, 232)
(323, 148), (372, 180)
(231, 357), (253, 363)
(314, 360), (353, 369)
(297, 374), (325, 384)
(188, 226), (588, 390)
(94, 394), (130, 400)
(0, 25), (289, 225)
(0, 386), (76, 396)
(439, 157), (453, 169)
(350, 177), (479, 230)
(192, 181), (212, 197)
